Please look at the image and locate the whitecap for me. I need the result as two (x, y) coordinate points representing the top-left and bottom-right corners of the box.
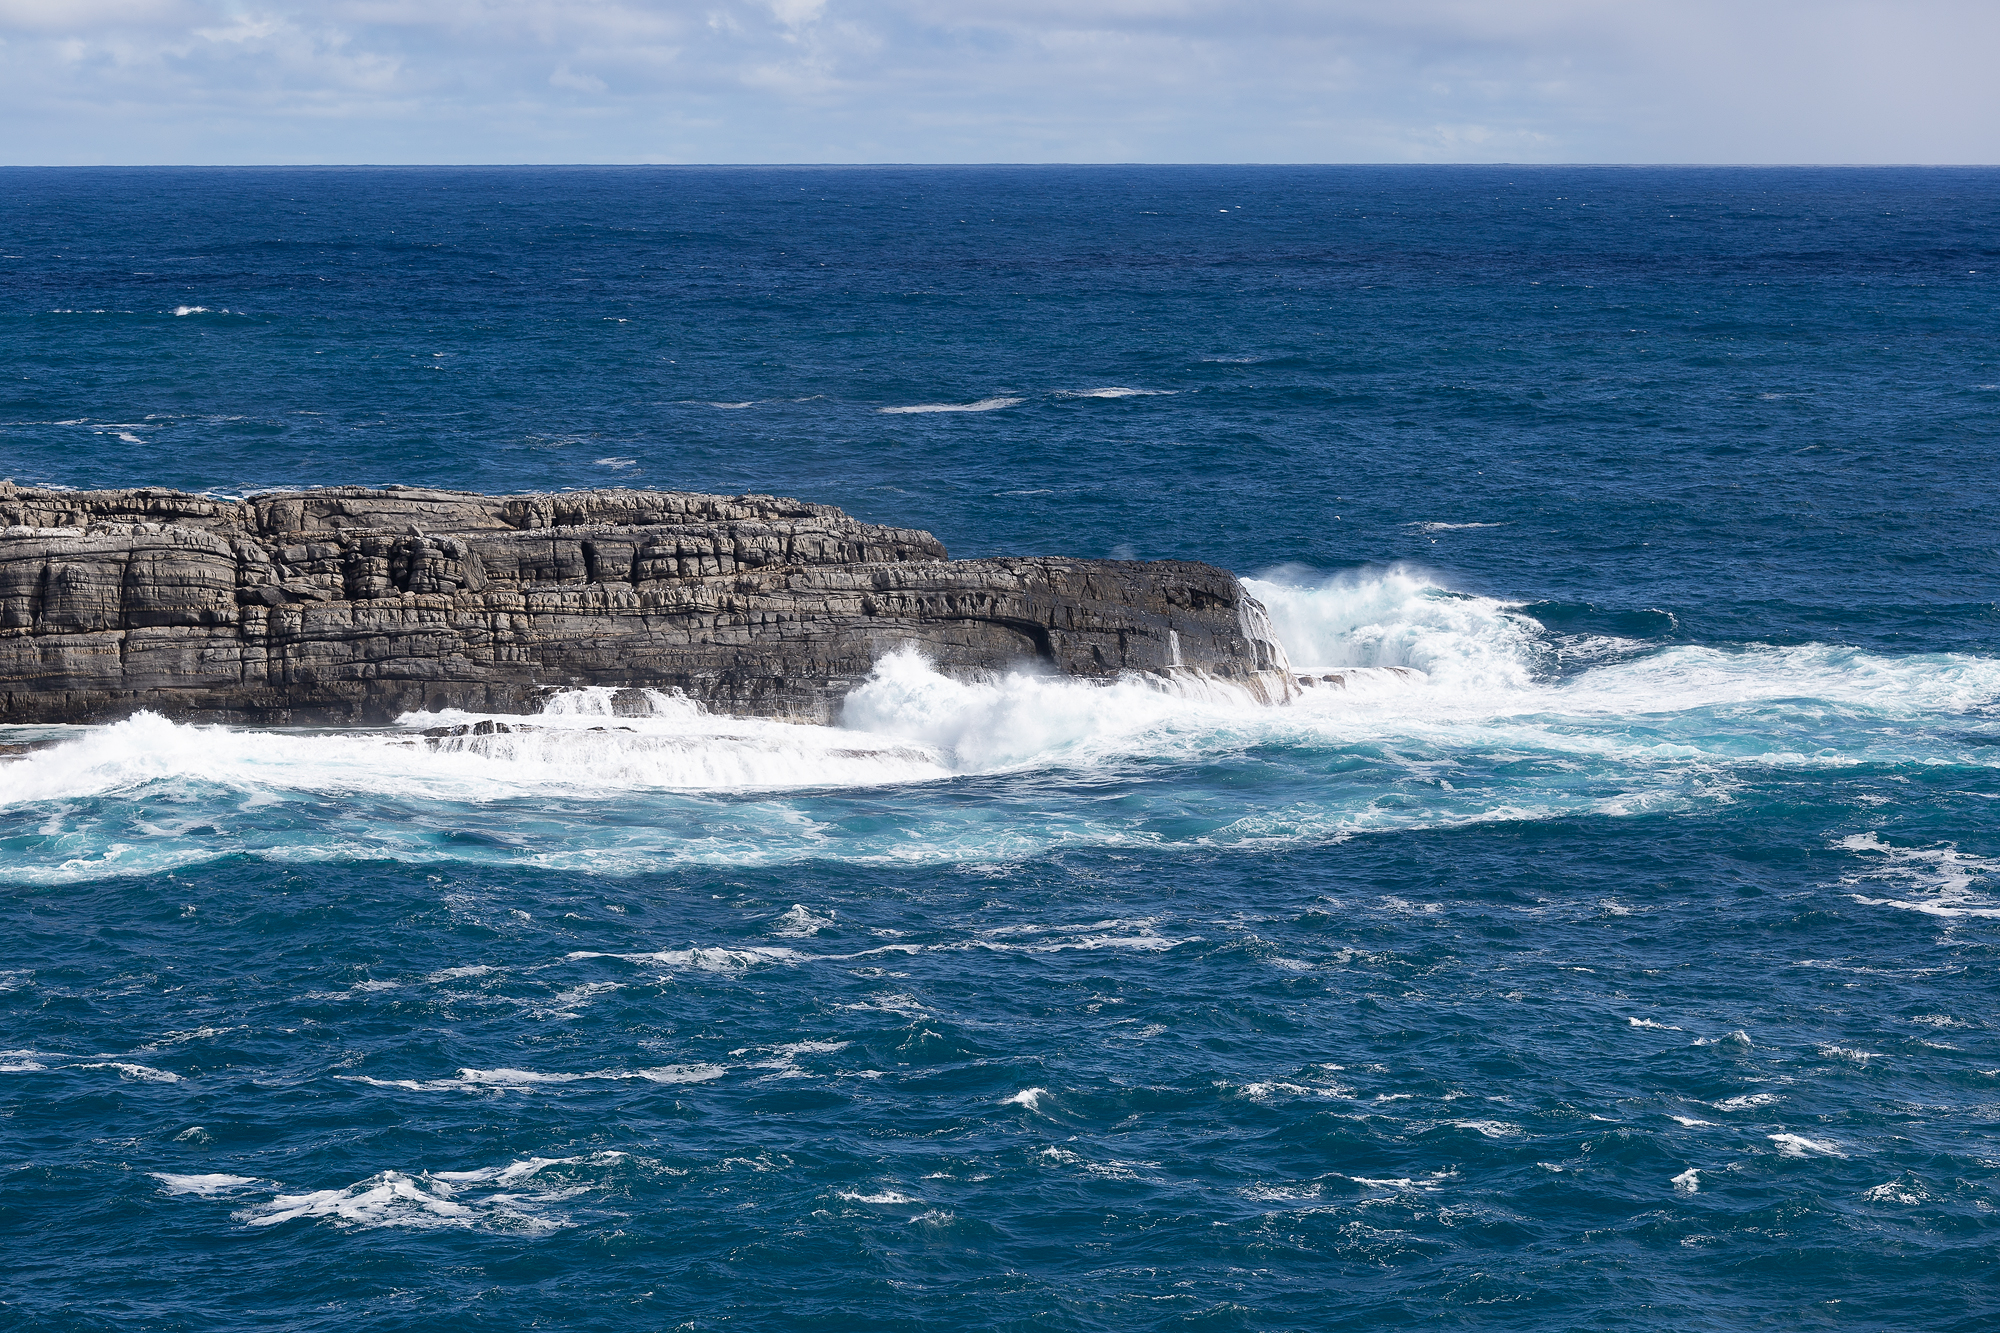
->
(233, 1155), (624, 1233)
(342, 1064), (724, 1093)
(78, 1061), (181, 1083)
(631, 1063), (728, 1083)
(1241, 1182), (1322, 1203)
(1241, 1081), (1342, 1100)
(1861, 1178), (1927, 1204)
(770, 904), (835, 937)
(1839, 833), (2000, 918)
(153, 1173), (260, 1197)
(837, 1189), (919, 1204)
(1036, 1147), (1147, 1179)
(1450, 1119), (1523, 1138)
(1003, 1087), (1046, 1109)
(426, 965), (497, 983)
(1695, 1032), (1755, 1049)
(877, 397), (1023, 414)
(1670, 1168), (1700, 1193)
(1769, 1133), (1846, 1158)
(573, 946), (804, 972)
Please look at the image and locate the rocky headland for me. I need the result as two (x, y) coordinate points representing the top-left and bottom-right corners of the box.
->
(0, 483), (1293, 726)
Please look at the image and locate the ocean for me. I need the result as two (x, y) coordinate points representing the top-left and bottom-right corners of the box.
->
(2, 165), (1997, 1330)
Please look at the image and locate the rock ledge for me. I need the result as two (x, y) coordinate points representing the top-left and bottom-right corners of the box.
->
(0, 483), (1293, 725)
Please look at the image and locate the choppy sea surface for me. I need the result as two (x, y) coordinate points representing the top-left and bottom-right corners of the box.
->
(3, 166), (1999, 1331)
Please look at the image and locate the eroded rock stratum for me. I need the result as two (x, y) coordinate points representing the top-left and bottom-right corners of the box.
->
(0, 484), (1292, 725)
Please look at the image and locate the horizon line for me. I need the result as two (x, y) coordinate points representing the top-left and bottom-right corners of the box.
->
(4, 161), (1999, 170)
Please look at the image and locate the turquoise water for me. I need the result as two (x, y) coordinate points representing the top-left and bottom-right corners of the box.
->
(2, 166), (1998, 1330)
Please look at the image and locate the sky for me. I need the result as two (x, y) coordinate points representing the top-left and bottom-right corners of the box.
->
(1, 1), (1995, 165)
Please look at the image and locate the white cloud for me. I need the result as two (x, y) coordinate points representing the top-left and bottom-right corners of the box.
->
(549, 61), (609, 92)
(0, 0), (1993, 162)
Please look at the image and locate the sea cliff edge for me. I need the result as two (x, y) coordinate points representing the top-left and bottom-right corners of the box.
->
(0, 483), (1294, 725)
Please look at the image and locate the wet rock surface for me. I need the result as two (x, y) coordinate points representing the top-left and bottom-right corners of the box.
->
(0, 484), (1291, 725)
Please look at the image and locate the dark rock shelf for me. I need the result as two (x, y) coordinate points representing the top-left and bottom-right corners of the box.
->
(0, 484), (1293, 726)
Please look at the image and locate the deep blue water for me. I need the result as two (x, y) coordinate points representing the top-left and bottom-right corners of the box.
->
(3, 166), (1999, 1331)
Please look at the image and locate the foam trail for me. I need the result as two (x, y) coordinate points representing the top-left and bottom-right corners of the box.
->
(878, 397), (1023, 414)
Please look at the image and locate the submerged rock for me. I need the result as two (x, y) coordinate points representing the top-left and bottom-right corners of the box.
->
(0, 483), (1292, 725)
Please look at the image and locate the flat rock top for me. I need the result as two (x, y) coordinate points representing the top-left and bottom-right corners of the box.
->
(0, 483), (873, 540)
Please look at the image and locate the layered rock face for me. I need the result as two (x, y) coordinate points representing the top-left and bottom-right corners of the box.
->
(0, 483), (1292, 725)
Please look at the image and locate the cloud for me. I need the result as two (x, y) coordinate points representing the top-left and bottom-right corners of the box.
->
(0, 0), (1993, 163)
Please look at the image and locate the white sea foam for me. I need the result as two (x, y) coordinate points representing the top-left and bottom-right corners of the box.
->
(1241, 1182), (1323, 1203)
(0, 688), (953, 818)
(1239, 1081), (1343, 1101)
(570, 946), (803, 972)
(1244, 567), (1545, 689)
(770, 904), (836, 937)
(1671, 1168), (1700, 1193)
(1347, 1170), (1456, 1192)
(838, 649), (1263, 772)
(78, 1061), (181, 1082)
(738, 1039), (850, 1080)
(1838, 833), (2000, 918)
(1862, 1178), (1928, 1204)
(1769, 1133), (1846, 1158)
(2, 567), (1996, 879)
(233, 1154), (628, 1232)
(1003, 1087), (1047, 1109)
(1037, 1146), (1148, 1179)
(1713, 1092), (1781, 1110)
(1451, 1119), (1523, 1138)
(1696, 1032), (1755, 1050)
(837, 1189), (921, 1204)
(1055, 387), (1177, 398)
(878, 397), (1023, 414)
(343, 1064), (724, 1093)
(153, 1173), (260, 1196)
(970, 917), (1189, 953)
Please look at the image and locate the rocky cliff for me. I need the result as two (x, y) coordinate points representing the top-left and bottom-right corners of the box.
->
(0, 483), (1293, 725)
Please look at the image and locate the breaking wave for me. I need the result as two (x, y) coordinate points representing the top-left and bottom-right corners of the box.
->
(0, 568), (1995, 881)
